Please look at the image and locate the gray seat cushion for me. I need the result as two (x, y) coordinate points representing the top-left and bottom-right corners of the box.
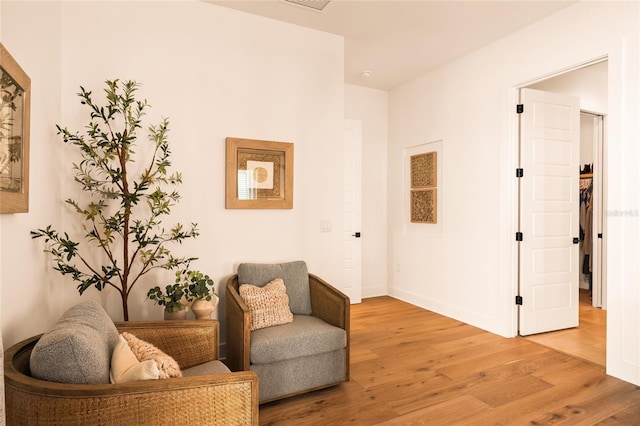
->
(238, 261), (311, 315)
(181, 360), (231, 377)
(250, 315), (346, 365)
(30, 300), (119, 384)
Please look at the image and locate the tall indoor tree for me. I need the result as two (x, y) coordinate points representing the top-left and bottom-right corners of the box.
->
(32, 79), (198, 320)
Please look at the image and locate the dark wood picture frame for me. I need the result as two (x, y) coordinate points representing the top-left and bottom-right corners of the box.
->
(225, 137), (293, 209)
(0, 43), (30, 213)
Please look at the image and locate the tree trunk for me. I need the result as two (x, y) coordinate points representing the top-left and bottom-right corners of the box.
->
(122, 294), (129, 321)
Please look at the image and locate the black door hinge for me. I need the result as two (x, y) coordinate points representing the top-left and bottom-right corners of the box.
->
(516, 168), (524, 178)
(516, 232), (523, 242)
(598, 233), (603, 238)
(517, 104), (524, 114)
(515, 295), (523, 305)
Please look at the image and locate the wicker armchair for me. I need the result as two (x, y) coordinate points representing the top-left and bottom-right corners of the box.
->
(4, 320), (259, 425)
(226, 261), (350, 403)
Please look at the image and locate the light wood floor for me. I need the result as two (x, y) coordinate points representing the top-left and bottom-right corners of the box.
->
(259, 296), (640, 425)
(525, 289), (606, 366)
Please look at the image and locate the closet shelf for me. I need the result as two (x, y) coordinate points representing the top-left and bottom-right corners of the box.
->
(580, 173), (593, 178)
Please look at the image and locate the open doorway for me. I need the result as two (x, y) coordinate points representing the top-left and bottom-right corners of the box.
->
(519, 60), (607, 366)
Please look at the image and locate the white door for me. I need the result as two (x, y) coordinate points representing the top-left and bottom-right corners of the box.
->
(343, 119), (362, 304)
(519, 88), (580, 336)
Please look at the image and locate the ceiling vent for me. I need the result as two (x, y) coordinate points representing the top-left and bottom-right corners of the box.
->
(283, 0), (331, 12)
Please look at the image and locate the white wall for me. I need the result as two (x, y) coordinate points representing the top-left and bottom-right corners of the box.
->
(1, 1), (65, 349)
(388, 1), (640, 385)
(1, 1), (345, 351)
(345, 84), (388, 298)
(528, 60), (608, 115)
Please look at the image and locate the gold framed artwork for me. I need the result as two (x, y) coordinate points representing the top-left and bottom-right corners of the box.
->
(410, 152), (436, 188)
(225, 137), (293, 209)
(410, 151), (437, 223)
(0, 43), (30, 213)
(410, 188), (437, 223)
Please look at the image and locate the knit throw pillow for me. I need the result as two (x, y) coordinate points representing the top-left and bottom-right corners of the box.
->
(121, 332), (182, 379)
(239, 278), (294, 331)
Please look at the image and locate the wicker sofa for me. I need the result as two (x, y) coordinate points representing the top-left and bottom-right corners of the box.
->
(4, 318), (259, 425)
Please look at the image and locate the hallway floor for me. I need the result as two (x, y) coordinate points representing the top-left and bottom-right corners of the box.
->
(524, 289), (606, 365)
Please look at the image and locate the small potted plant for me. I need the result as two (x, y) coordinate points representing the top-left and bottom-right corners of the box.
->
(179, 269), (217, 320)
(147, 273), (190, 320)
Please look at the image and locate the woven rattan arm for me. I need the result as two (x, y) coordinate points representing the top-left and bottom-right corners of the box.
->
(309, 273), (350, 381)
(309, 273), (350, 330)
(225, 275), (251, 372)
(115, 320), (219, 369)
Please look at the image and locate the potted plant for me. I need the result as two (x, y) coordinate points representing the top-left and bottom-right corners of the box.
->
(179, 269), (217, 320)
(31, 80), (199, 320)
(147, 277), (190, 320)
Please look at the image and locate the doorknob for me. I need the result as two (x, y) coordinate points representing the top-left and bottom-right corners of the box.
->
(352, 232), (361, 238)
(573, 237), (580, 244)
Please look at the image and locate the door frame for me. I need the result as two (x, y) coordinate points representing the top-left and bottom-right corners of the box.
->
(580, 111), (606, 309)
(509, 56), (609, 336)
(343, 118), (363, 304)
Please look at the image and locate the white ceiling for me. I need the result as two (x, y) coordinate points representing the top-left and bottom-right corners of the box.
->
(206, 0), (576, 91)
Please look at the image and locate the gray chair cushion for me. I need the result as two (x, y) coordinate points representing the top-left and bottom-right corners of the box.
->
(250, 315), (347, 365)
(238, 261), (312, 315)
(181, 360), (231, 377)
(29, 301), (119, 384)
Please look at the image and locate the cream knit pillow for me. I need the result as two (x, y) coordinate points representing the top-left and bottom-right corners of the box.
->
(239, 278), (294, 331)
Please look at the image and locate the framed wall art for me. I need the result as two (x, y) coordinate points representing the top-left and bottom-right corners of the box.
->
(410, 151), (436, 188)
(225, 137), (293, 209)
(0, 43), (31, 213)
(410, 187), (437, 223)
(410, 151), (437, 223)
